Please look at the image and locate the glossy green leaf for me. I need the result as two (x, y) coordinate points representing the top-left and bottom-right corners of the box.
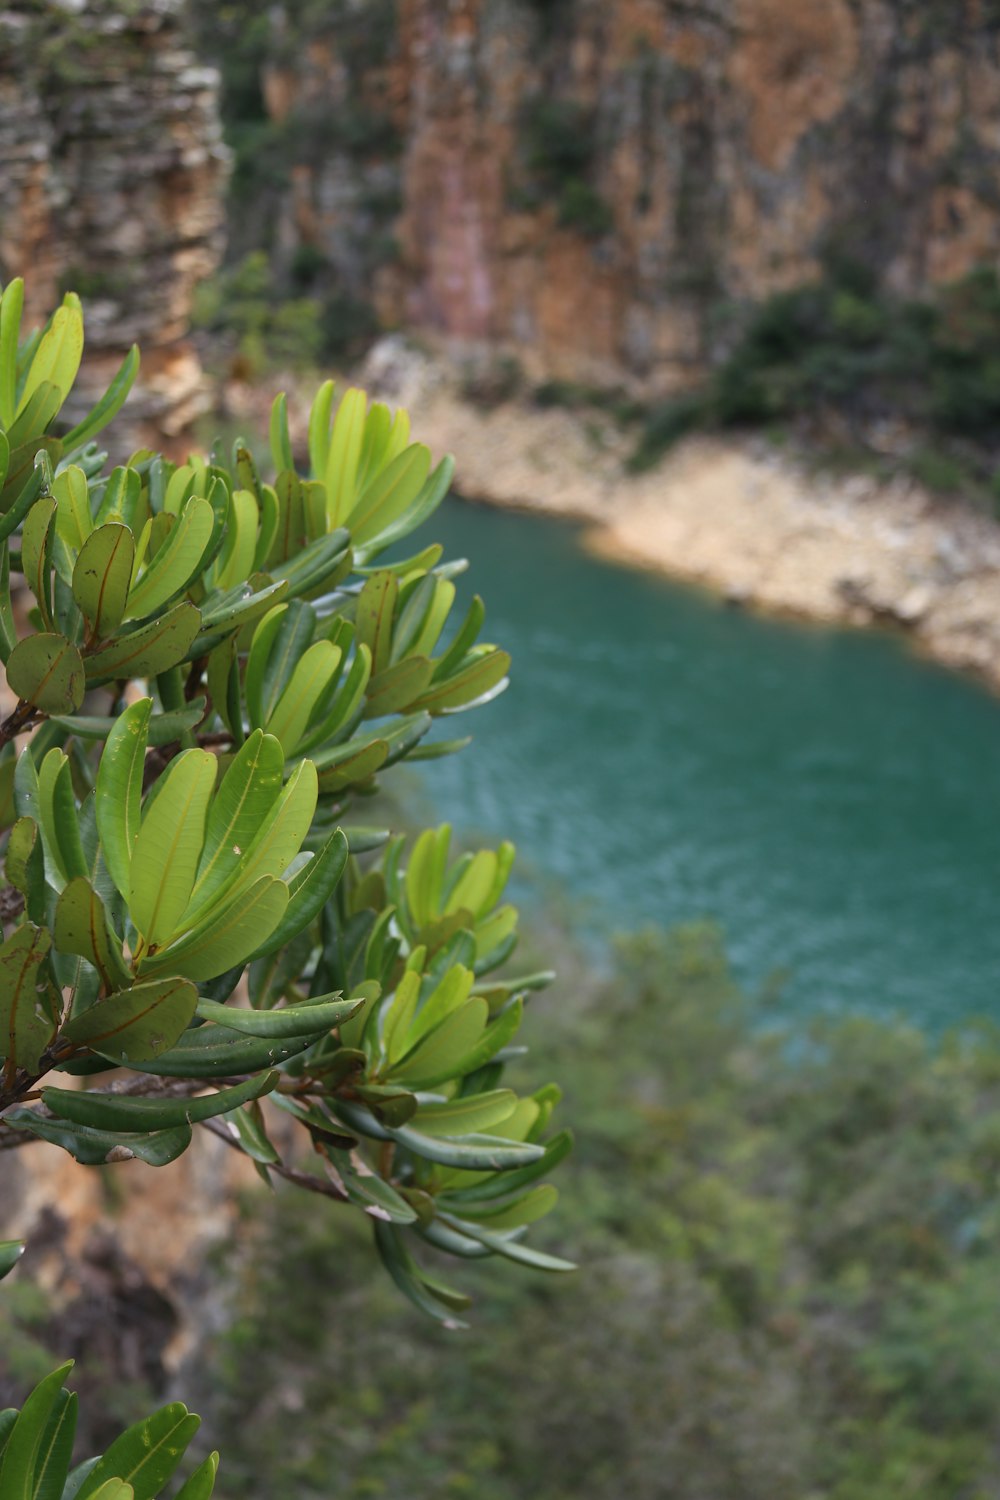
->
(125, 497), (212, 619)
(307, 378), (336, 480)
(72, 524), (134, 639)
(349, 443), (431, 547)
(266, 639), (340, 754)
(325, 386), (367, 524)
(389, 996), (488, 1090)
(126, 1026), (319, 1079)
(364, 655), (434, 719)
(414, 1089), (518, 1137)
(0, 923), (54, 1071)
(84, 601), (201, 683)
(18, 300), (83, 417)
(186, 730), (284, 920)
(194, 993), (359, 1036)
(390, 1123), (544, 1171)
(143, 875), (288, 981)
(437, 1212), (575, 1271)
(43, 1070), (279, 1132)
(53, 878), (131, 992)
(62, 976), (197, 1063)
(29, 1386), (77, 1500)
(172, 1453), (219, 1500)
(51, 701), (205, 745)
(410, 648), (511, 714)
(0, 1240), (24, 1281)
(80, 1482), (133, 1500)
(129, 748), (216, 949)
(270, 391), (294, 474)
(62, 345), (140, 452)
(36, 748), (87, 885)
(373, 1221), (468, 1328)
(245, 826), (349, 960)
(95, 698), (151, 897)
(0, 277), (24, 426)
(74, 1402), (200, 1500)
(0, 1361), (74, 1500)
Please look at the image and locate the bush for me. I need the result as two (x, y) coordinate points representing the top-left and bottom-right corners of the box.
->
(0, 282), (571, 1483)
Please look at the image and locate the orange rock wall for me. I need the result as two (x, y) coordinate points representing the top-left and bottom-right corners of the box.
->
(266, 0), (1000, 394)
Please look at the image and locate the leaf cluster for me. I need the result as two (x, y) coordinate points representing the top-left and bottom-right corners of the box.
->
(0, 279), (570, 1333)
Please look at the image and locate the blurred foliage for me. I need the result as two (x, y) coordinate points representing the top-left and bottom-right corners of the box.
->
(512, 97), (614, 240)
(179, 923), (1000, 1499)
(190, 1), (401, 371)
(631, 261), (1000, 502)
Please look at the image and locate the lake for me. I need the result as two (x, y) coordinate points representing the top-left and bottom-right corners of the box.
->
(406, 497), (1000, 1029)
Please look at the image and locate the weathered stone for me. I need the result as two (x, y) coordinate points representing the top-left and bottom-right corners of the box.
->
(0, 0), (228, 447)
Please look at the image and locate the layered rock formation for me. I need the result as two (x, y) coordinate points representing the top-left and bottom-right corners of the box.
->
(0, 0), (228, 442)
(246, 0), (1000, 394)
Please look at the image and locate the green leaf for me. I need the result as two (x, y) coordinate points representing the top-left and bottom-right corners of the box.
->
(7, 632), (84, 715)
(72, 524), (134, 639)
(43, 1070), (279, 1132)
(0, 277), (24, 427)
(246, 826), (349, 960)
(125, 497), (213, 619)
(53, 878), (132, 992)
(0, 1362), (74, 1500)
(51, 702), (206, 745)
(194, 993), (359, 1036)
(266, 640), (340, 755)
(95, 698), (150, 898)
(29, 1386), (77, 1500)
(307, 378), (335, 480)
(364, 655), (434, 719)
(83, 601), (201, 684)
(409, 648), (511, 714)
(36, 748), (88, 886)
(74, 1403), (200, 1500)
(5, 817), (45, 924)
(0, 1240), (24, 1281)
(373, 1221), (469, 1328)
(439, 1129), (573, 1204)
(355, 570), (398, 676)
(142, 876), (288, 981)
(80, 1482), (133, 1500)
(126, 1025), (319, 1079)
(227, 1102), (279, 1165)
(18, 300), (83, 417)
(325, 386), (367, 524)
(190, 578), (287, 655)
(62, 345), (140, 452)
(437, 1212), (575, 1271)
(270, 391), (294, 473)
(62, 976), (197, 1063)
(3, 1107), (192, 1167)
(349, 443), (431, 547)
(129, 748), (216, 948)
(186, 730), (284, 919)
(173, 1453), (219, 1499)
(389, 1124), (545, 1171)
(0, 923), (54, 1072)
(414, 1089), (518, 1137)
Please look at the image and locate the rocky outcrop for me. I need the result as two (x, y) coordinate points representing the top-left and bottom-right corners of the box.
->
(243, 0), (1000, 395)
(0, 0), (228, 444)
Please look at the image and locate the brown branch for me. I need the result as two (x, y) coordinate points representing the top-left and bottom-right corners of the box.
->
(0, 699), (42, 749)
(200, 1116), (350, 1203)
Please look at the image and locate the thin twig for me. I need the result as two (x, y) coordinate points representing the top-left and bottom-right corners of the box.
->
(200, 1116), (350, 1202)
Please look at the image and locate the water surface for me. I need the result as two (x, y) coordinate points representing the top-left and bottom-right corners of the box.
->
(407, 498), (1000, 1028)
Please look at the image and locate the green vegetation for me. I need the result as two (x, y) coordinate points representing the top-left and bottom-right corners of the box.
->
(190, 924), (1000, 1499)
(0, 283), (568, 1479)
(191, 1), (401, 372)
(514, 98), (615, 240)
(631, 262), (1000, 500)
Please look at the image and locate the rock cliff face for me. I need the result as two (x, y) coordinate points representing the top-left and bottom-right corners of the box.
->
(249, 0), (1000, 395)
(0, 0), (228, 441)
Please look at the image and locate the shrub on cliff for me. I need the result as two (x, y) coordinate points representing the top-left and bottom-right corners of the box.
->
(0, 281), (571, 1491)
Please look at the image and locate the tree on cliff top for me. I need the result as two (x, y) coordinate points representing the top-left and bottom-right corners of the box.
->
(0, 281), (571, 1494)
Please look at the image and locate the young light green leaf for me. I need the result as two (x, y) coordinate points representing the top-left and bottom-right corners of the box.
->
(95, 698), (151, 898)
(129, 749), (216, 949)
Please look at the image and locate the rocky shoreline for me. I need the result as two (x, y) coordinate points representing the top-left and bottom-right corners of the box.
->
(376, 356), (1000, 697)
(220, 340), (1000, 695)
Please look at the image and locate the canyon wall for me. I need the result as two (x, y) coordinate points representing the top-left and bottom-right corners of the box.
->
(246, 0), (1000, 394)
(0, 0), (228, 440)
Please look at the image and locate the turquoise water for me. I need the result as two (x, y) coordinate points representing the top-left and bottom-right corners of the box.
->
(408, 498), (1000, 1028)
